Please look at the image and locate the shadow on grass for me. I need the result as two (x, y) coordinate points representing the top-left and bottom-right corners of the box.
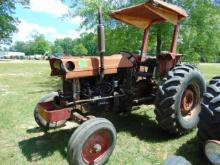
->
(175, 137), (211, 165)
(18, 108), (184, 162)
(19, 128), (74, 162)
(26, 127), (45, 134)
(36, 78), (61, 90)
(27, 78), (61, 95)
(96, 110), (179, 143)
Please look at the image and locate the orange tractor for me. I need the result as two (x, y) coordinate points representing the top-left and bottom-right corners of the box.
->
(34, 0), (205, 164)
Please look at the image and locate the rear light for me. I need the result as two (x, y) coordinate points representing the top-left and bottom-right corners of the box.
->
(205, 140), (220, 165)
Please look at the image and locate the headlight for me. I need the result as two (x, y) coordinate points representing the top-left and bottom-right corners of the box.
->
(65, 61), (75, 72)
(205, 140), (220, 165)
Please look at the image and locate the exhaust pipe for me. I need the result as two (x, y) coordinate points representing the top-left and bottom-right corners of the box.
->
(98, 6), (105, 81)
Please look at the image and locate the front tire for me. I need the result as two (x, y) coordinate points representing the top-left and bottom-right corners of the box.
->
(67, 118), (117, 165)
(155, 64), (205, 135)
(198, 77), (220, 147)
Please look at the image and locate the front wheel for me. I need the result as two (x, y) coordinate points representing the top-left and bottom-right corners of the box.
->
(67, 118), (117, 165)
(155, 64), (206, 135)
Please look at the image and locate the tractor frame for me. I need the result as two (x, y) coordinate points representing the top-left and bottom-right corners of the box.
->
(33, 1), (206, 164)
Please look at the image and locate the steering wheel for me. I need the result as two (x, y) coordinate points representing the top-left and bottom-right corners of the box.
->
(120, 51), (138, 67)
(120, 51), (136, 60)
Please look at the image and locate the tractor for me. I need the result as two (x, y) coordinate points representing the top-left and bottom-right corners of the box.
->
(34, 0), (205, 164)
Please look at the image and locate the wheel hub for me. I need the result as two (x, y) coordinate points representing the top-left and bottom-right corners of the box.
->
(93, 144), (102, 153)
(82, 130), (111, 164)
(181, 87), (196, 116)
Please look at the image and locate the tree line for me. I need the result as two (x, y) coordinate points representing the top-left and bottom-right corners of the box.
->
(1, 0), (220, 63)
(69, 0), (220, 63)
(10, 33), (95, 56)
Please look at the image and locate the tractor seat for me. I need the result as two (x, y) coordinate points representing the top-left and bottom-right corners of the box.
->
(137, 56), (158, 78)
(138, 56), (158, 67)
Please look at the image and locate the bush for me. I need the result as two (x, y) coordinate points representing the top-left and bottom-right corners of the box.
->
(183, 51), (200, 64)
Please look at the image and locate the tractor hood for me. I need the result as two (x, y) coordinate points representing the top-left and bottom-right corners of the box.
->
(109, 0), (188, 29)
(49, 54), (133, 79)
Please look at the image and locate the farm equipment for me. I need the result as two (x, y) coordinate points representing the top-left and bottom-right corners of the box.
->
(163, 77), (220, 165)
(34, 0), (206, 164)
(198, 77), (220, 165)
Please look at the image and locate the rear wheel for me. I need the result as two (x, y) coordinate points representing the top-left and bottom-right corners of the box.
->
(155, 64), (205, 135)
(198, 77), (220, 147)
(34, 92), (66, 131)
(67, 118), (117, 165)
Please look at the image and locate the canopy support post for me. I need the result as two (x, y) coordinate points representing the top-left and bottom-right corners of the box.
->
(171, 23), (180, 54)
(140, 27), (150, 62)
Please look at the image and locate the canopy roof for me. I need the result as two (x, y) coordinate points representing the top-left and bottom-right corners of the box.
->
(109, 0), (188, 29)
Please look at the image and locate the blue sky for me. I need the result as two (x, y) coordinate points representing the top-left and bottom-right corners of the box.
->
(13, 0), (86, 43)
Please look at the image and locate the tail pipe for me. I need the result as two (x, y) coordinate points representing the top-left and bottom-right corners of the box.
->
(98, 6), (105, 81)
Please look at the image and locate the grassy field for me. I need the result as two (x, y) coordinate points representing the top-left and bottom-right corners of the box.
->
(0, 61), (219, 165)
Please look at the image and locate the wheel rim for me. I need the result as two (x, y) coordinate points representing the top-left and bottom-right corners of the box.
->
(82, 130), (112, 164)
(180, 84), (200, 120)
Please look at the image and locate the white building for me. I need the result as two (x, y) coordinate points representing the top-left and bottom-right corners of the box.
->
(0, 51), (25, 59)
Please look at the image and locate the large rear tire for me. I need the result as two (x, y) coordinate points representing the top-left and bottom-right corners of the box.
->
(198, 77), (220, 147)
(155, 64), (205, 135)
(67, 118), (117, 165)
(34, 92), (66, 131)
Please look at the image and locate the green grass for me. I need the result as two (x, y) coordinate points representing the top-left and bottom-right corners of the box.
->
(0, 61), (219, 165)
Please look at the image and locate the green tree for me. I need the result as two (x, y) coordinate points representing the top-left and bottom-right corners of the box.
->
(52, 45), (64, 56)
(69, 0), (220, 63)
(69, 0), (171, 55)
(79, 32), (97, 55)
(10, 40), (33, 55)
(23, 42), (32, 55)
(31, 35), (51, 55)
(72, 43), (88, 55)
(0, 0), (29, 44)
(179, 0), (220, 63)
(62, 38), (73, 55)
(54, 38), (73, 55)
(10, 41), (26, 52)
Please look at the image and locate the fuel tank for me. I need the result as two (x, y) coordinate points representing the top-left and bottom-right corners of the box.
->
(49, 54), (134, 79)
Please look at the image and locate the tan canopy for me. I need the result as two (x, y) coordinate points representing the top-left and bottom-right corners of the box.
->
(109, 0), (188, 29)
